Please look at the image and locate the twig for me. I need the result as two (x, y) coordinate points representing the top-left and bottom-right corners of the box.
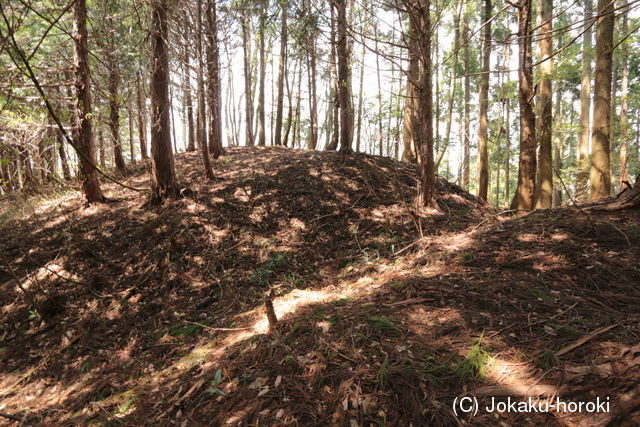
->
(603, 220), (631, 247)
(183, 320), (251, 332)
(320, 338), (360, 364)
(0, 411), (22, 422)
(529, 302), (579, 327)
(1, 253), (37, 308)
(555, 324), (618, 357)
(393, 238), (425, 256)
(552, 165), (579, 207)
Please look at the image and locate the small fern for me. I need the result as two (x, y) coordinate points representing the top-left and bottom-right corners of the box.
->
(453, 337), (493, 381)
(422, 363), (452, 386)
(542, 350), (558, 370)
(377, 356), (390, 389)
(368, 316), (398, 334)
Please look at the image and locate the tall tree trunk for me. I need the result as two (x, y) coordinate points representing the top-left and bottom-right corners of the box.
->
(270, 44), (276, 146)
(20, 148), (35, 187)
(283, 57), (296, 147)
(196, 1), (207, 154)
(149, 0), (178, 202)
(170, 72), (178, 154)
(257, 0), (266, 146)
(402, 19), (421, 164)
(14, 152), (23, 190)
(98, 123), (106, 168)
(395, 66), (404, 160)
(195, 0), (214, 178)
(206, 0), (223, 159)
(335, 0), (353, 153)
(293, 59), (302, 148)
(355, 26), (365, 153)
(590, 0), (614, 199)
(182, 17), (196, 153)
(388, 35), (396, 158)
(306, 36), (319, 150)
(552, 87), (563, 207)
(504, 98), (510, 206)
(57, 128), (71, 180)
(241, 12), (255, 147)
(108, 58), (126, 173)
(577, 0), (592, 199)
(407, 0), (437, 208)
(434, 24), (440, 159)
(609, 57), (618, 192)
(477, 0), (491, 201)
(327, 5), (340, 151)
(72, 0), (103, 203)
(274, 2), (288, 146)
(534, 0), (553, 208)
(374, 20), (383, 156)
(462, 12), (470, 190)
(136, 71), (149, 160)
(128, 102), (135, 163)
(510, 0), (536, 210)
(619, 0), (629, 186)
(0, 148), (11, 193)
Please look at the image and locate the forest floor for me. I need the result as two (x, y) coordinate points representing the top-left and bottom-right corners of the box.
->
(1, 146), (639, 426)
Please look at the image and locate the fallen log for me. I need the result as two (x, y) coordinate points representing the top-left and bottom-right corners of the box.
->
(591, 175), (640, 211)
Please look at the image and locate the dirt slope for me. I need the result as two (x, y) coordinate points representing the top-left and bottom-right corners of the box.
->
(0, 147), (638, 426)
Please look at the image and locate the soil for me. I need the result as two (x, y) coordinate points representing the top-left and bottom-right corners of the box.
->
(1, 146), (639, 426)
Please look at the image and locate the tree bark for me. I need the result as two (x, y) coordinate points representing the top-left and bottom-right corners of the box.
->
(205, 0), (223, 159)
(256, 0), (267, 146)
(149, 0), (178, 202)
(108, 55), (126, 173)
(609, 57), (618, 192)
(195, 0), (214, 179)
(335, 0), (353, 153)
(552, 87), (563, 207)
(477, 0), (491, 201)
(57, 127), (71, 180)
(590, 0), (614, 199)
(72, 0), (104, 203)
(534, 0), (553, 208)
(402, 22), (420, 163)
(374, 20), (383, 156)
(354, 16), (365, 153)
(283, 57), (296, 147)
(274, 2), (288, 146)
(327, 4), (340, 151)
(241, 11), (255, 147)
(128, 102), (135, 163)
(182, 16), (196, 153)
(504, 98), (510, 206)
(619, 0), (629, 186)
(293, 58), (302, 148)
(306, 35), (319, 150)
(408, 0), (437, 208)
(511, 0), (536, 210)
(136, 71), (149, 160)
(98, 123), (106, 168)
(577, 0), (593, 200)
(462, 12), (470, 190)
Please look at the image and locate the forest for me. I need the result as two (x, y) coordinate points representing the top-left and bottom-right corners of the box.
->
(0, 0), (639, 425)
